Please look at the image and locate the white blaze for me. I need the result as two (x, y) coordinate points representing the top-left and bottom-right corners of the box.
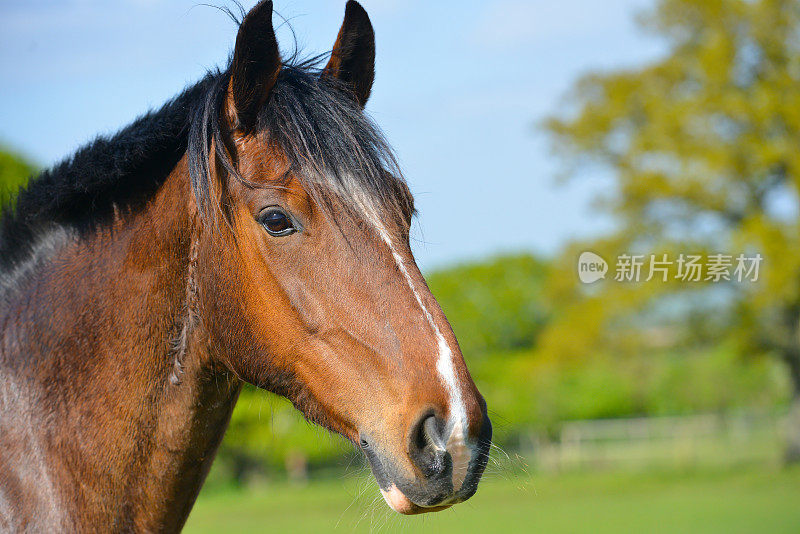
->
(372, 221), (471, 490)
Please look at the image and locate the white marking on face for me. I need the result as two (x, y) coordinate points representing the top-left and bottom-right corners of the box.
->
(370, 218), (471, 491)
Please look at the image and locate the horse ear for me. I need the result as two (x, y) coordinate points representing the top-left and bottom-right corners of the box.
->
(228, 0), (281, 133)
(323, 1), (375, 107)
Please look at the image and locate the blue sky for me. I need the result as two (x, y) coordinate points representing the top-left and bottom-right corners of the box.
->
(0, 0), (664, 270)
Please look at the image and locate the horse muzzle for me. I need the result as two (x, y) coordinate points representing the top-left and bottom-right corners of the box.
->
(360, 412), (492, 514)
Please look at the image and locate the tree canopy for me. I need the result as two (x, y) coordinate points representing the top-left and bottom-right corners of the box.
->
(0, 146), (34, 199)
(544, 0), (800, 460)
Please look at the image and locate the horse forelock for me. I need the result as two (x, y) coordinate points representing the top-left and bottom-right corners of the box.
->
(188, 63), (415, 234)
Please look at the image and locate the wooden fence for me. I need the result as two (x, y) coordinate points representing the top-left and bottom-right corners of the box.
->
(524, 410), (786, 472)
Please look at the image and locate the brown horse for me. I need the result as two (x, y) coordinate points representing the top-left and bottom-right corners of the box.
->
(0, 1), (491, 531)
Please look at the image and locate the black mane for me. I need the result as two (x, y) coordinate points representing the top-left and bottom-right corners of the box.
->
(0, 62), (413, 272)
(0, 76), (215, 271)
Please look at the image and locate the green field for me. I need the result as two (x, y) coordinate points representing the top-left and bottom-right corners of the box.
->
(185, 465), (800, 533)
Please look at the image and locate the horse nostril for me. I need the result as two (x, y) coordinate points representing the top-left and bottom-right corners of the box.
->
(422, 415), (446, 450)
(408, 413), (448, 478)
(412, 420), (427, 453)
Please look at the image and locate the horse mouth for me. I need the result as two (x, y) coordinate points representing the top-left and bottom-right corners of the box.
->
(359, 437), (482, 515)
(379, 484), (453, 515)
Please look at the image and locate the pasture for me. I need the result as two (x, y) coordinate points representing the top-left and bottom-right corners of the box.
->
(185, 465), (800, 533)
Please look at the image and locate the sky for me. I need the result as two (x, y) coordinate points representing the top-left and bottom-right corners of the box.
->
(0, 0), (665, 270)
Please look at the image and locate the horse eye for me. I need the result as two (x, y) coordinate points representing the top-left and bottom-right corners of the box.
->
(259, 208), (296, 237)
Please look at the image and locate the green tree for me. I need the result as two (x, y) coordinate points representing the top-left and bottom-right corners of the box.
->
(218, 385), (353, 485)
(545, 0), (800, 461)
(0, 146), (35, 197)
(426, 254), (550, 357)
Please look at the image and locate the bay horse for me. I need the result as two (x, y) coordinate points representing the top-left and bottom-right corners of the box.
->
(0, 1), (491, 531)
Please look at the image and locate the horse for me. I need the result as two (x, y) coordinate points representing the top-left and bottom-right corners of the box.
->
(0, 1), (491, 530)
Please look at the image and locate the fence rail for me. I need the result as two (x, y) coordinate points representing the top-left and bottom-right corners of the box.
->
(525, 410), (786, 472)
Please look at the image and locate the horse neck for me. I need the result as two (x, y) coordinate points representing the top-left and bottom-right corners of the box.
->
(0, 156), (241, 531)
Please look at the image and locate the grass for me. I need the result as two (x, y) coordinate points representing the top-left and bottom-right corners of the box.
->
(184, 464), (800, 533)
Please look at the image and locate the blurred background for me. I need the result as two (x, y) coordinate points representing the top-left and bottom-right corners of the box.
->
(2, 0), (799, 532)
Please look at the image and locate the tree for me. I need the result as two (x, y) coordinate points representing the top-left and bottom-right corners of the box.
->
(544, 0), (800, 461)
(426, 254), (551, 357)
(0, 146), (35, 197)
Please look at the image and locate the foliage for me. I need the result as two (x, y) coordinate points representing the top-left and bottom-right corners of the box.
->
(543, 0), (800, 459)
(213, 386), (355, 485)
(472, 343), (789, 436)
(426, 254), (551, 357)
(0, 146), (34, 199)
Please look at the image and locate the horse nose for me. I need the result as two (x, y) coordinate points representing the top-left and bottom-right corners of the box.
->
(408, 413), (451, 479)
